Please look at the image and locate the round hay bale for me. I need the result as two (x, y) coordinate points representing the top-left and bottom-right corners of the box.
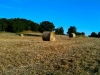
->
(69, 33), (76, 38)
(19, 34), (24, 37)
(42, 31), (56, 41)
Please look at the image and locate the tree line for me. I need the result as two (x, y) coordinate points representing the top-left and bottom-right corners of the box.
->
(0, 18), (99, 37)
(0, 18), (65, 34)
(89, 32), (100, 38)
(0, 18), (39, 33)
(0, 18), (85, 36)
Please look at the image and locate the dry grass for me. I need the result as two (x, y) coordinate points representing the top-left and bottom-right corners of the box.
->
(0, 35), (100, 75)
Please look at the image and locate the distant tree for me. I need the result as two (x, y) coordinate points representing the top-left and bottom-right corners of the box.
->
(76, 32), (85, 36)
(0, 18), (57, 33)
(6, 19), (14, 32)
(55, 26), (64, 35)
(76, 32), (81, 35)
(1, 22), (7, 31)
(0, 18), (8, 31)
(5, 18), (39, 33)
(81, 32), (85, 35)
(97, 32), (100, 38)
(30, 22), (39, 31)
(12, 18), (25, 32)
(38, 21), (55, 33)
(67, 26), (77, 35)
(55, 28), (59, 34)
(0, 20), (3, 31)
(89, 32), (97, 37)
(19, 18), (30, 30)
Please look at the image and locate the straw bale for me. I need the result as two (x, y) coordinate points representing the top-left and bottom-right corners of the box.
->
(19, 34), (24, 37)
(69, 33), (76, 38)
(42, 31), (56, 41)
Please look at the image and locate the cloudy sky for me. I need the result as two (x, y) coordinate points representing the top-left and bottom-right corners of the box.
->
(0, 0), (100, 36)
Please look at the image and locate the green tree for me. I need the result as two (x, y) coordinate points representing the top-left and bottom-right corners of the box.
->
(38, 21), (55, 33)
(6, 19), (14, 32)
(55, 26), (64, 35)
(76, 32), (85, 36)
(97, 32), (100, 38)
(67, 26), (77, 35)
(20, 18), (30, 30)
(0, 18), (8, 31)
(0, 24), (2, 31)
(30, 22), (39, 31)
(12, 18), (25, 32)
(89, 32), (97, 37)
(81, 32), (85, 35)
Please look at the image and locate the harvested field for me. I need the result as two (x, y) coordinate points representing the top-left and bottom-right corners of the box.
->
(0, 35), (100, 75)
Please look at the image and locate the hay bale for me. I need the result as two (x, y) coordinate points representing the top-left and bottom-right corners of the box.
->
(42, 31), (56, 41)
(19, 34), (24, 37)
(69, 33), (76, 38)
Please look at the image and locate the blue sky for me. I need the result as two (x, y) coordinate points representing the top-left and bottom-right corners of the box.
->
(0, 0), (100, 36)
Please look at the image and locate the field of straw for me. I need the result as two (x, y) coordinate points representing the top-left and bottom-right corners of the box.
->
(0, 35), (100, 75)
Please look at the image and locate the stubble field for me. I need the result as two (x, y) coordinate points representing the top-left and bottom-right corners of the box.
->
(0, 35), (100, 75)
